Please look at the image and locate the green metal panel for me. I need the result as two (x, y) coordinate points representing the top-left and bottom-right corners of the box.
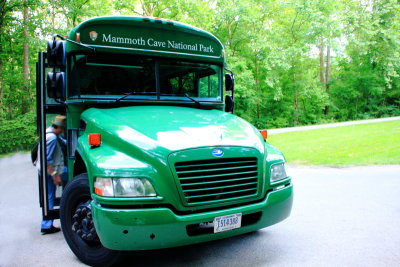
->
(77, 106), (271, 210)
(80, 105), (265, 154)
(91, 185), (293, 250)
(67, 16), (224, 63)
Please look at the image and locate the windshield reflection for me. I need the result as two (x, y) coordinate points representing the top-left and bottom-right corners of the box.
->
(69, 54), (221, 102)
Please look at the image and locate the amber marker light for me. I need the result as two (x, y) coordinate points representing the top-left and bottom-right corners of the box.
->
(94, 187), (103, 196)
(260, 130), (268, 140)
(88, 133), (101, 146)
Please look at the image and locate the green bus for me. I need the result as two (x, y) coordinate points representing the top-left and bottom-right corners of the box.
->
(36, 16), (293, 266)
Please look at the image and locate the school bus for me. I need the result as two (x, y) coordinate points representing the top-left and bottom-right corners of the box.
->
(36, 16), (293, 266)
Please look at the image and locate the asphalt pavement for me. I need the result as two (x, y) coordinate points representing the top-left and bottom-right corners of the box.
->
(0, 153), (399, 267)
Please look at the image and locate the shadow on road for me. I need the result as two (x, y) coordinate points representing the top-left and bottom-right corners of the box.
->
(119, 231), (274, 267)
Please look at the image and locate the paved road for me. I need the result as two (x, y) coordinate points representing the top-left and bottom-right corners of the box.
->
(1, 154), (399, 266)
(268, 116), (400, 134)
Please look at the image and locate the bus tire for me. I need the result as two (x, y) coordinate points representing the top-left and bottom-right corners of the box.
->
(60, 173), (123, 266)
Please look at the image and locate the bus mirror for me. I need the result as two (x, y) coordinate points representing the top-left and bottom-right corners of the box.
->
(225, 95), (234, 113)
(225, 73), (234, 92)
(47, 40), (66, 68)
(47, 72), (66, 100)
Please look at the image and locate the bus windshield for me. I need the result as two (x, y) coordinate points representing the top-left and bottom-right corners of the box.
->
(69, 54), (222, 102)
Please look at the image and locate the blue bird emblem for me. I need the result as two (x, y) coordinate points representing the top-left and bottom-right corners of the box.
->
(212, 148), (224, 157)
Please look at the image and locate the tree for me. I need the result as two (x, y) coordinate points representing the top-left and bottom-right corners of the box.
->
(0, 0), (25, 119)
(330, 0), (400, 120)
(22, 0), (30, 114)
(0, 0), (399, 129)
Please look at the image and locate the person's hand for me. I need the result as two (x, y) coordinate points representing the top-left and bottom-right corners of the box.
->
(53, 175), (62, 186)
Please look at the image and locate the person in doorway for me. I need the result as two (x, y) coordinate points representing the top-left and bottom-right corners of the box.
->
(38, 115), (67, 234)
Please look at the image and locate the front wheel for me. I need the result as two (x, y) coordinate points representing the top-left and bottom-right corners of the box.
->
(60, 173), (123, 266)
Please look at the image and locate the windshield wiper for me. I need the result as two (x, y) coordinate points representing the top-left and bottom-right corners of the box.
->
(161, 93), (201, 106)
(182, 93), (201, 106)
(115, 91), (135, 102)
(115, 91), (156, 102)
(116, 92), (202, 105)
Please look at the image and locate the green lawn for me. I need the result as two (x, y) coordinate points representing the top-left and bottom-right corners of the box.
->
(267, 120), (400, 166)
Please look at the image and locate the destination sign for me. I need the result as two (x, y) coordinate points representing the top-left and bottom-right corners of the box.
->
(100, 34), (215, 53)
(74, 24), (222, 57)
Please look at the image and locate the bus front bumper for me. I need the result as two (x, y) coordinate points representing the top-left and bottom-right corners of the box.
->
(91, 184), (293, 251)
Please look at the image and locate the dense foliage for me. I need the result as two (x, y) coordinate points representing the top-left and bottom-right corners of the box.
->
(0, 112), (36, 153)
(0, 0), (399, 142)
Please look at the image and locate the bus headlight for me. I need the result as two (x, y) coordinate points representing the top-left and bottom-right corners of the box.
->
(94, 177), (114, 196)
(114, 178), (156, 197)
(270, 163), (287, 183)
(94, 177), (156, 197)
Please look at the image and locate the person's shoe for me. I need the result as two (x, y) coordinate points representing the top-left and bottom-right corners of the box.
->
(41, 226), (61, 235)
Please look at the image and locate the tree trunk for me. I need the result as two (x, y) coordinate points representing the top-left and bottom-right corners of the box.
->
(292, 67), (299, 126)
(0, 57), (3, 119)
(22, 0), (29, 114)
(8, 83), (13, 120)
(319, 43), (325, 84)
(294, 89), (299, 126)
(0, 0), (6, 119)
(254, 57), (261, 119)
(325, 45), (331, 86)
(323, 45), (331, 115)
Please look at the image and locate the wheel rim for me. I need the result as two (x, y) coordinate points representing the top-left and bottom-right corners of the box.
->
(72, 200), (100, 245)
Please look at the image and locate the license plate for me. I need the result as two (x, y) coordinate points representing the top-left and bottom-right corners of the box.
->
(213, 213), (242, 233)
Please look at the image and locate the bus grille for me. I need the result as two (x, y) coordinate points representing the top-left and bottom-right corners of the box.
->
(175, 157), (258, 204)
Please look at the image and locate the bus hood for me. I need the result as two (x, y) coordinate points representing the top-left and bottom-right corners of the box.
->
(81, 106), (264, 155)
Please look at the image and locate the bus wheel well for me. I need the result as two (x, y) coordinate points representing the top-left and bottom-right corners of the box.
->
(73, 153), (87, 177)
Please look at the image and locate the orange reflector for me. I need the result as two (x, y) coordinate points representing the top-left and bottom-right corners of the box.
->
(260, 130), (268, 140)
(94, 187), (103, 196)
(88, 133), (101, 146)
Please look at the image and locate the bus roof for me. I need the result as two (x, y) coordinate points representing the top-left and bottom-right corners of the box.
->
(67, 16), (224, 62)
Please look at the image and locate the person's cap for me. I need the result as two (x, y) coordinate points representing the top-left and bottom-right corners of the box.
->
(52, 115), (66, 128)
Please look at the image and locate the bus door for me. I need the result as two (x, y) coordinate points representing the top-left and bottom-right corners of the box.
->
(36, 47), (66, 220)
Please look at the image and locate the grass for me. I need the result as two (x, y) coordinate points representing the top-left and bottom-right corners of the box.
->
(267, 120), (400, 166)
(0, 151), (29, 158)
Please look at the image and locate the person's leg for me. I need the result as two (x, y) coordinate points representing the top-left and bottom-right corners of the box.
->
(41, 174), (55, 229)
